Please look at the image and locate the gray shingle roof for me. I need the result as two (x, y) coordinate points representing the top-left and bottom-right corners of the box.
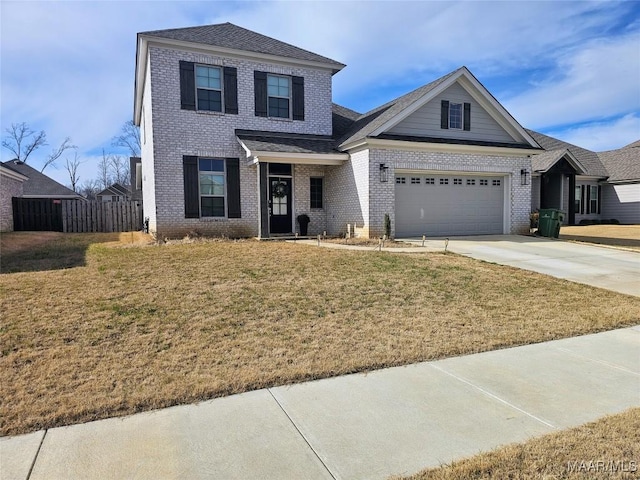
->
(337, 68), (462, 147)
(140, 23), (344, 71)
(525, 130), (609, 177)
(332, 103), (361, 138)
(236, 130), (341, 155)
(530, 148), (585, 173)
(598, 141), (640, 182)
(2, 160), (82, 197)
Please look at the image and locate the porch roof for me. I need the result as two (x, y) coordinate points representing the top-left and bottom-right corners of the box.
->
(530, 148), (587, 175)
(236, 130), (349, 165)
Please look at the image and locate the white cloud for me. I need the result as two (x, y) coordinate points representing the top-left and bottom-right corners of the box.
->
(545, 113), (640, 152)
(503, 32), (640, 130)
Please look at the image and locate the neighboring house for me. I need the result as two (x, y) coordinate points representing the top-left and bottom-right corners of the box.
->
(1, 160), (84, 201)
(133, 23), (637, 239)
(598, 141), (640, 225)
(96, 183), (132, 202)
(0, 163), (28, 232)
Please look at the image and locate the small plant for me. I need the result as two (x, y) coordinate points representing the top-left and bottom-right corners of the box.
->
(297, 214), (311, 236)
(529, 211), (539, 229)
(383, 213), (391, 238)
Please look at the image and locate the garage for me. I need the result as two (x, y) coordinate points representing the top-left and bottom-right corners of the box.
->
(395, 173), (505, 237)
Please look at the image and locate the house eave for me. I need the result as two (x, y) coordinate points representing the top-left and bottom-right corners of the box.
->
(247, 151), (349, 165)
(341, 137), (539, 157)
(0, 166), (29, 182)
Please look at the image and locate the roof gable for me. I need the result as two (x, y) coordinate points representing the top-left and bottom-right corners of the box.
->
(526, 130), (609, 178)
(339, 67), (539, 150)
(2, 160), (81, 198)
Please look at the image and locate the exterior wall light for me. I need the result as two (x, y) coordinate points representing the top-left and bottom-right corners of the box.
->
(380, 163), (389, 183)
(521, 168), (530, 185)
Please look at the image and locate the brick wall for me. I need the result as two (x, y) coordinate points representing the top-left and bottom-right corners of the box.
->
(0, 174), (24, 232)
(144, 46), (334, 239)
(325, 150), (369, 236)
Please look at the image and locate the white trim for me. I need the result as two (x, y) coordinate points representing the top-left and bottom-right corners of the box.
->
(368, 67), (540, 148)
(532, 149), (587, 175)
(0, 166), (28, 182)
(342, 137), (536, 157)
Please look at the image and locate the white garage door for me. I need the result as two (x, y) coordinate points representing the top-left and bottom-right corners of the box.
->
(395, 173), (505, 237)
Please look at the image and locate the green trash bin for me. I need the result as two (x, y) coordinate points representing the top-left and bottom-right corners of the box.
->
(538, 209), (564, 238)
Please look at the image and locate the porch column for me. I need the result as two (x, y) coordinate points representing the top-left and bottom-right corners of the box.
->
(258, 162), (269, 238)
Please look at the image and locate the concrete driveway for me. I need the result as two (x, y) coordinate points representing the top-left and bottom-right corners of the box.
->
(400, 235), (640, 297)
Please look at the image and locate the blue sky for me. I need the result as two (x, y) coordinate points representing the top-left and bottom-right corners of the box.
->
(1, 0), (639, 187)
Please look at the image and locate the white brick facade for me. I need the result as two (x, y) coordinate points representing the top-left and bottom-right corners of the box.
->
(139, 35), (535, 240)
(142, 45), (334, 238)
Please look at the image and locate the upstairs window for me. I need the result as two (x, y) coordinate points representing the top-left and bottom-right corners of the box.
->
(254, 71), (305, 120)
(196, 66), (222, 112)
(179, 61), (238, 114)
(441, 100), (471, 131)
(267, 75), (291, 118)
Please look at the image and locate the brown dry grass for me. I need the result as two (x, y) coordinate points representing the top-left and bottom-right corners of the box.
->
(1, 233), (639, 436)
(403, 408), (640, 479)
(322, 237), (417, 247)
(560, 225), (640, 251)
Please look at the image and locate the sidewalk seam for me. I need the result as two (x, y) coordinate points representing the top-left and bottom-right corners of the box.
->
(429, 364), (557, 429)
(267, 388), (337, 480)
(554, 347), (640, 377)
(26, 429), (47, 480)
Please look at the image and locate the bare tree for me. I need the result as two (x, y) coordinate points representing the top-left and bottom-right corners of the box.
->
(40, 137), (76, 173)
(110, 154), (130, 186)
(97, 149), (113, 190)
(2, 122), (76, 172)
(64, 152), (84, 192)
(2, 122), (47, 162)
(78, 179), (100, 200)
(112, 120), (141, 157)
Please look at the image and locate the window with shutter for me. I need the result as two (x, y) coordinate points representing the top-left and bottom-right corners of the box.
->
(183, 157), (241, 218)
(180, 62), (237, 114)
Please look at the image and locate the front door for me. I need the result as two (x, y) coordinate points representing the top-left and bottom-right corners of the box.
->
(269, 177), (292, 234)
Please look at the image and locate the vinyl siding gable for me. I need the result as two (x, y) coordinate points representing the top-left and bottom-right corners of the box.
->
(387, 82), (518, 144)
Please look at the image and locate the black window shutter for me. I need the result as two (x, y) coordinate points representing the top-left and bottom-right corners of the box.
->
(586, 185), (591, 214)
(223, 67), (238, 115)
(179, 61), (196, 111)
(292, 76), (305, 121)
(183, 156), (199, 218)
(580, 185), (585, 214)
(254, 71), (267, 117)
(463, 103), (471, 131)
(440, 100), (449, 129)
(226, 158), (241, 218)
(597, 185), (602, 214)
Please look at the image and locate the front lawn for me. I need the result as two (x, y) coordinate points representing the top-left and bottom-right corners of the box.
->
(2, 233), (639, 436)
(560, 225), (640, 251)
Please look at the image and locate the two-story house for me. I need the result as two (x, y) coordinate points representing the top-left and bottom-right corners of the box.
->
(134, 23), (638, 239)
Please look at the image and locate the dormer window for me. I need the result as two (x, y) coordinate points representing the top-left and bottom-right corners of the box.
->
(441, 100), (471, 131)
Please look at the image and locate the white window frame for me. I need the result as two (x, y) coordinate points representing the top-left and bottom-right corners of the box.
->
(449, 102), (463, 129)
(195, 65), (223, 112)
(267, 74), (291, 119)
(198, 158), (227, 218)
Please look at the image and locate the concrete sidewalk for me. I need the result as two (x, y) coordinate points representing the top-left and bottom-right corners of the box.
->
(2, 327), (639, 480)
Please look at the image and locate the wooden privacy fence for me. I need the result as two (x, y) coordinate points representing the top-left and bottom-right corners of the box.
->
(12, 198), (143, 233)
(61, 200), (143, 233)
